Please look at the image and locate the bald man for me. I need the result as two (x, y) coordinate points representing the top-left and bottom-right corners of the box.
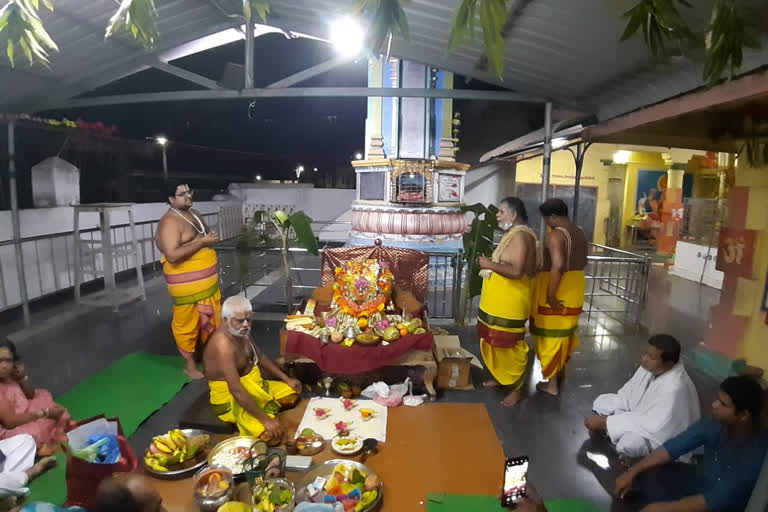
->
(203, 296), (301, 443)
(91, 473), (166, 512)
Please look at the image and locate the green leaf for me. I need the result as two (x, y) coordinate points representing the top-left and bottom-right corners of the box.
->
(461, 202), (487, 216)
(288, 211), (319, 256)
(6, 38), (14, 67)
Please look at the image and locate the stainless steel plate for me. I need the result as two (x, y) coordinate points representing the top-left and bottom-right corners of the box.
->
(143, 429), (211, 480)
(294, 459), (383, 511)
(206, 436), (266, 477)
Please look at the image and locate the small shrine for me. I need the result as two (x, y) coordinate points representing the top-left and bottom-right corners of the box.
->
(348, 58), (470, 253)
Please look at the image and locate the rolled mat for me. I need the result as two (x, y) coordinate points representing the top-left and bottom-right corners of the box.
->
(27, 353), (191, 505)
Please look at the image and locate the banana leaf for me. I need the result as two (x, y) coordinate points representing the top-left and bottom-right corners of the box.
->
(105, 0), (158, 50)
(0, 0), (58, 68)
(355, 0), (411, 54)
(242, 0), (271, 23)
(288, 211), (319, 256)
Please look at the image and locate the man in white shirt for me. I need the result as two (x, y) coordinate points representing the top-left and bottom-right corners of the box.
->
(585, 334), (700, 460)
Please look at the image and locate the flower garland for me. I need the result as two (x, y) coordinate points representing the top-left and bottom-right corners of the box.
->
(332, 259), (394, 321)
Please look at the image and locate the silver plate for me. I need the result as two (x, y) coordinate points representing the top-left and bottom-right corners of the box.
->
(294, 459), (383, 511)
(144, 429), (211, 480)
(206, 436), (266, 477)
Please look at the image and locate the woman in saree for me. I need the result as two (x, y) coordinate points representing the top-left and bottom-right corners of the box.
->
(0, 340), (70, 456)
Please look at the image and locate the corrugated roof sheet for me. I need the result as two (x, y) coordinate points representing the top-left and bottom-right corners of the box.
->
(1, 0), (767, 119)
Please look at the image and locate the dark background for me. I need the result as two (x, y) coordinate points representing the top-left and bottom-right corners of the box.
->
(0, 34), (542, 209)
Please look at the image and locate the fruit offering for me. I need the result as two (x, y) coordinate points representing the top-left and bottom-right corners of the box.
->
(253, 478), (295, 512)
(194, 467), (231, 497)
(144, 429), (210, 473)
(311, 463), (380, 511)
(381, 326), (400, 342)
(340, 398), (357, 411)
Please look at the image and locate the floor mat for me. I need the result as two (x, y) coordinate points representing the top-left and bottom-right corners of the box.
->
(27, 352), (191, 505)
(426, 493), (600, 512)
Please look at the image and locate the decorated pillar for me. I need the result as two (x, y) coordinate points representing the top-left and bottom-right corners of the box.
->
(699, 154), (768, 374)
(349, 58), (469, 253)
(656, 167), (685, 255)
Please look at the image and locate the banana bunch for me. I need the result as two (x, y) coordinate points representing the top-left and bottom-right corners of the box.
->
(144, 429), (209, 473)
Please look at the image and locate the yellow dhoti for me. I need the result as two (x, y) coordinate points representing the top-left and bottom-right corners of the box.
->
(209, 366), (298, 438)
(531, 270), (585, 380)
(163, 247), (222, 354)
(477, 273), (533, 390)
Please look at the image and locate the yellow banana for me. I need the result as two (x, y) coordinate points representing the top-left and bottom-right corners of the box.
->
(144, 454), (169, 473)
(170, 429), (188, 451)
(152, 436), (174, 453)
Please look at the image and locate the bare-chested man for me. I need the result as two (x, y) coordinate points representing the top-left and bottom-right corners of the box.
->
(155, 183), (220, 379)
(477, 197), (540, 407)
(204, 296), (300, 442)
(532, 198), (588, 397)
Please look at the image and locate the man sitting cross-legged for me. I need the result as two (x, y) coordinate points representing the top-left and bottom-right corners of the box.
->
(203, 296), (302, 443)
(616, 375), (768, 512)
(585, 334), (700, 462)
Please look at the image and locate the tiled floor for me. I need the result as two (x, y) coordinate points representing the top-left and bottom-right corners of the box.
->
(3, 265), (724, 511)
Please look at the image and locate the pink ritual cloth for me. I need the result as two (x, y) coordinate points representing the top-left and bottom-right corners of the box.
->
(285, 331), (434, 374)
(0, 381), (70, 450)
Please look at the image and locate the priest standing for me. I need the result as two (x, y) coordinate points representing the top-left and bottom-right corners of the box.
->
(585, 334), (701, 460)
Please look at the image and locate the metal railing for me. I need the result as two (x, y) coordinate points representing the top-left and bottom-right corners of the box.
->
(222, 240), (650, 326)
(0, 209), (244, 313)
(215, 245), (463, 319)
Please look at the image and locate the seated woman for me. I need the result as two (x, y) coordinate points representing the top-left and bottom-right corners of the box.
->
(0, 340), (70, 457)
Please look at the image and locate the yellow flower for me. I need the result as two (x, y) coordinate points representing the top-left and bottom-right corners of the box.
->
(335, 267), (343, 275)
(358, 317), (368, 328)
(377, 303), (385, 311)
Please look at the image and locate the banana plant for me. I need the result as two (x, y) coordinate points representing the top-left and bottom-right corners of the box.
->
(354, 0), (410, 56)
(0, 0), (58, 68)
(457, 202), (498, 325)
(449, 0), (508, 78)
(619, 0), (695, 59)
(236, 209), (318, 310)
(105, 0), (159, 50)
(703, 0), (762, 84)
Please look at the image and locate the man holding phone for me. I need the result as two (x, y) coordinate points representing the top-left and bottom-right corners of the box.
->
(615, 376), (767, 512)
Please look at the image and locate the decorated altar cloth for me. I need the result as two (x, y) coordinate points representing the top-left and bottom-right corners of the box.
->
(295, 397), (388, 442)
(284, 244), (435, 373)
(285, 330), (434, 373)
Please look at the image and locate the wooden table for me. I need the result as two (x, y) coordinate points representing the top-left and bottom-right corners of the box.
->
(152, 400), (504, 511)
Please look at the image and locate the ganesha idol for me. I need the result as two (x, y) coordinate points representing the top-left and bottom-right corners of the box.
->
(285, 258), (427, 347)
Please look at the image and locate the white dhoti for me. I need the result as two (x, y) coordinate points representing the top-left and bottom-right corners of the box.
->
(593, 363), (700, 461)
(0, 434), (36, 496)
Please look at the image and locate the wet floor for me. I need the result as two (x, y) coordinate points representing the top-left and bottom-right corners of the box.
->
(2, 265), (723, 511)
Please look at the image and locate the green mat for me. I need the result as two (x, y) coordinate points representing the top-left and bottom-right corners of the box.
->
(426, 493), (600, 512)
(27, 352), (191, 505)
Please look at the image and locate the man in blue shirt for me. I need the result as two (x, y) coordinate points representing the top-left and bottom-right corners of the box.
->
(615, 375), (767, 512)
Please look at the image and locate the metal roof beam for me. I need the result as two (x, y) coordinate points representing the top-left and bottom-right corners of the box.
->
(266, 56), (354, 88)
(56, 87), (540, 109)
(151, 61), (224, 89)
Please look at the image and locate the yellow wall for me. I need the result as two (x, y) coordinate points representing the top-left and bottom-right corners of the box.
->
(515, 148), (616, 245)
(515, 144), (707, 247)
(734, 161), (768, 370)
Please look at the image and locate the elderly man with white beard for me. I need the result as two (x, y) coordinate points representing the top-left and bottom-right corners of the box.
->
(203, 296), (302, 443)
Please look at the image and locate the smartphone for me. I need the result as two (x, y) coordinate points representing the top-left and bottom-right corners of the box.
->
(502, 456), (529, 508)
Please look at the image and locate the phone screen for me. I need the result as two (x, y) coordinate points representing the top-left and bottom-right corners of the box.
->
(502, 456), (529, 507)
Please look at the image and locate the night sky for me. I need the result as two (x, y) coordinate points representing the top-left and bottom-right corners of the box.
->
(43, 34), (370, 184)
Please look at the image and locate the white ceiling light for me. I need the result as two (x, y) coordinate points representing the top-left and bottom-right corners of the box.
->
(330, 16), (364, 57)
(613, 150), (630, 164)
(551, 137), (568, 149)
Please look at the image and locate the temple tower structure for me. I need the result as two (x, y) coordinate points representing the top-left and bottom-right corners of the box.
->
(348, 57), (469, 253)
